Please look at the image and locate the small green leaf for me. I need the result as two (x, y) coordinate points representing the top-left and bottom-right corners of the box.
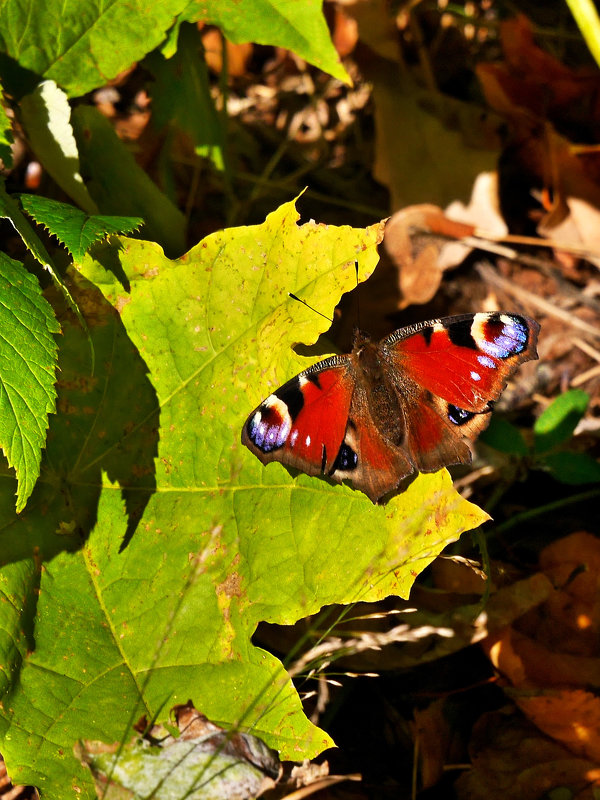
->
(0, 253), (60, 512)
(543, 452), (600, 485)
(19, 195), (143, 262)
(479, 416), (529, 456)
(534, 390), (589, 453)
(19, 81), (97, 213)
(0, 179), (91, 345)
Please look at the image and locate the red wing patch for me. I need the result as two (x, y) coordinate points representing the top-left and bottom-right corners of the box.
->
(384, 313), (539, 411)
(242, 359), (354, 477)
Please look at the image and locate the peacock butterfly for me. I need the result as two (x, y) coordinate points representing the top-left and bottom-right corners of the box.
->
(242, 313), (540, 503)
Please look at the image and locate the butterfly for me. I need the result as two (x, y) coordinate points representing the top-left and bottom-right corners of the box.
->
(242, 313), (540, 503)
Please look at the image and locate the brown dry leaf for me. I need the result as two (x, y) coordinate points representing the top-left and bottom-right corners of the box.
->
(455, 708), (600, 800)
(202, 28), (254, 77)
(514, 689), (600, 762)
(485, 627), (600, 688)
(331, 5), (359, 58)
(383, 205), (461, 308)
(481, 14), (600, 125)
(382, 187), (510, 309)
(476, 14), (600, 265)
(482, 532), (600, 761)
(412, 700), (451, 790)
(534, 531), (600, 657)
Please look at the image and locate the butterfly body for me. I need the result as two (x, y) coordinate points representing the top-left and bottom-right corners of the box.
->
(242, 312), (540, 503)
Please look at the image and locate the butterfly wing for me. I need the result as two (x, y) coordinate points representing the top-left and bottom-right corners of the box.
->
(242, 355), (355, 480)
(242, 355), (413, 501)
(381, 312), (539, 473)
(242, 312), (539, 503)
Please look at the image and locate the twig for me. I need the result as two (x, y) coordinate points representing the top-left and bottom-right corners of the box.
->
(571, 363), (600, 387)
(572, 337), (600, 362)
(476, 262), (600, 339)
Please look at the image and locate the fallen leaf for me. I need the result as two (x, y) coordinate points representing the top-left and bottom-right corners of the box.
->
(455, 708), (600, 800)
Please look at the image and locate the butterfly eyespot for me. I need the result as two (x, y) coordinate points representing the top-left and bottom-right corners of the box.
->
(332, 442), (358, 473)
(246, 399), (291, 452)
(475, 314), (529, 359)
(447, 404), (476, 426)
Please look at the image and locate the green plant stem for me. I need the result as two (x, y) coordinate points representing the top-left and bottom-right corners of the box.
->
(565, 0), (600, 67)
(493, 487), (600, 535)
(472, 526), (492, 606)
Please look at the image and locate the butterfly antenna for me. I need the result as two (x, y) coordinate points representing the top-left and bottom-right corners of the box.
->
(354, 261), (362, 331)
(288, 293), (333, 323)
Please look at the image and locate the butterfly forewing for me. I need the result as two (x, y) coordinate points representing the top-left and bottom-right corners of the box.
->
(242, 357), (354, 479)
(383, 313), (539, 412)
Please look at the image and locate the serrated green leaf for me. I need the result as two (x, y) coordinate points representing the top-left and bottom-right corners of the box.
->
(0, 91), (13, 169)
(543, 451), (600, 485)
(0, 179), (91, 345)
(0, 180), (56, 272)
(71, 106), (186, 257)
(19, 81), (97, 213)
(185, 0), (349, 83)
(0, 201), (488, 798)
(19, 194), (143, 262)
(534, 389), (589, 453)
(0, 253), (59, 511)
(0, 0), (191, 98)
(479, 416), (529, 456)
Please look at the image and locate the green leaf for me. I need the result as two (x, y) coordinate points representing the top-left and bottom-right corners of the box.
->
(146, 24), (225, 171)
(19, 194), (143, 262)
(0, 253), (59, 512)
(0, 91), (13, 169)
(0, 0), (191, 98)
(543, 451), (600, 485)
(0, 179), (90, 343)
(71, 106), (186, 257)
(479, 416), (529, 456)
(534, 389), (589, 453)
(565, 0), (600, 69)
(0, 201), (488, 798)
(0, 0), (347, 98)
(180, 0), (349, 83)
(19, 81), (98, 213)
